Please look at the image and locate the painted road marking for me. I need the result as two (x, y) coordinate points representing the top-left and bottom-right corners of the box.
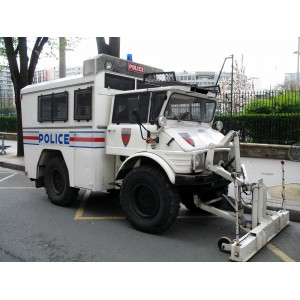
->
(74, 191), (295, 261)
(74, 190), (125, 220)
(74, 190), (218, 221)
(0, 173), (16, 183)
(266, 243), (295, 262)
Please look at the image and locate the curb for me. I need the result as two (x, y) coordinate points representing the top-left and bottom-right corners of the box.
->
(267, 204), (300, 223)
(0, 161), (25, 172)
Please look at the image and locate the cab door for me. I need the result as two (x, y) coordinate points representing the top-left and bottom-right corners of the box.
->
(106, 92), (150, 156)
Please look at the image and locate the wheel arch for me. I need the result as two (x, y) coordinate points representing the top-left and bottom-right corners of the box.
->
(35, 150), (65, 188)
(116, 153), (176, 184)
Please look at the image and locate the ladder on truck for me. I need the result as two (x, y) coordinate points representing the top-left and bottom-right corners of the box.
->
(194, 131), (290, 262)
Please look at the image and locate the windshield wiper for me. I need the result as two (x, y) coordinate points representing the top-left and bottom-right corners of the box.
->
(168, 106), (181, 122)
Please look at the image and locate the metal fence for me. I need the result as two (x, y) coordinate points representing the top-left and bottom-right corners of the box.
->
(216, 90), (300, 144)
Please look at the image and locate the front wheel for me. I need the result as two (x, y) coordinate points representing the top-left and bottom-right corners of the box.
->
(120, 166), (180, 234)
(288, 142), (300, 161)
(44, 156), (78, 206)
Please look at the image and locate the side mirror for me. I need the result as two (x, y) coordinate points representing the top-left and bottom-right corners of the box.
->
(132, 108), (142, 125)
(128, 97), (140, 124)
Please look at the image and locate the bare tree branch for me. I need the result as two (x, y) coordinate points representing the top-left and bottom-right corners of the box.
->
(4, 37), (20, 88)
(28, 37), (48, 84)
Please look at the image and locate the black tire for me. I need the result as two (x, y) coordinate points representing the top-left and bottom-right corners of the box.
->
(120, 166), (180, 234)
(288, 142), (300, 162)
(44, 156), (78, 206)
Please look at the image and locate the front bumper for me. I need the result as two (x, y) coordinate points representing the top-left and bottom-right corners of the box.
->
(175, 171), (230, 188)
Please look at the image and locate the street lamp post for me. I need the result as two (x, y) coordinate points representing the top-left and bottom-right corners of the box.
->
(230, 54), (234, 116)
(297, 37), (300, 91)
(216, 54), (234, 115)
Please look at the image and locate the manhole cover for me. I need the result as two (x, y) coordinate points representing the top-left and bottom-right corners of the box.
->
(268, 183), (300, 201)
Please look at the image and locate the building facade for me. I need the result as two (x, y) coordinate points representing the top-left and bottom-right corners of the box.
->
(33, 66), (82, 84)
(175, 71), (232, 86)
(175, 71), (262, 91)
(0, 65), (14, 98)
(0, 65), (15, 115)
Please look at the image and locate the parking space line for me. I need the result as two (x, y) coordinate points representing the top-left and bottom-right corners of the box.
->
(76, 216), (126, 220)
(74, 190), (219, 221)
(178, 215), (218, 219)
(0, 173), (16, 183)
(74, 190), (91, 220)
(266, 243), (295, 262)
(74, 190), (126, 220)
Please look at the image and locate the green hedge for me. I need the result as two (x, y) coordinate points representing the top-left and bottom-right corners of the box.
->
(0, 117), (17, 132)
(216, 113), (300, 144)
(244, 91), (300, 114)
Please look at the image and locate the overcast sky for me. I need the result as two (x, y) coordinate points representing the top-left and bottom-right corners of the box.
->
(3, 1), (300, 90)
(38, 36), (299, 89)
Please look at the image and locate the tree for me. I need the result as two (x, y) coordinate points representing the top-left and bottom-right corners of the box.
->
(96, 37), (120, 57)
(2, 37), (49, 156)
(59, 37), (67, 78)
(1, 37), (119, 156)
(219, 55), (254, 114)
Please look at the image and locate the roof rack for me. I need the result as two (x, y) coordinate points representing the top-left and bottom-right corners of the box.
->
(143, 72), (220, 95)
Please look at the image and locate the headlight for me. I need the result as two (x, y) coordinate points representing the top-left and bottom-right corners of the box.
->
(157, 116), (167, 128)
(214, 121), (223, 131)
(192, 153), (201, 170)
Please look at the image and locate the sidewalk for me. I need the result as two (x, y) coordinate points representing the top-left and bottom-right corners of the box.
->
(0, 139), (24, 171)
(1, 139), (300, 222)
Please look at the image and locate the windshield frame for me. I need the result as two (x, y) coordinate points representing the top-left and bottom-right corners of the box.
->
(163, 92), (216, 123)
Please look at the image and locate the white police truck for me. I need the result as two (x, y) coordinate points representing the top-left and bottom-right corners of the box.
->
(21, 54), (289, 261)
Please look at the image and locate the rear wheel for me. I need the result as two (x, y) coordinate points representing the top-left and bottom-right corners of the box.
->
(120, 166), (180, 233)
(44, 156), (78, 206)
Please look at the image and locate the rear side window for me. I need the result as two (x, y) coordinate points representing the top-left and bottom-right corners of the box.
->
(112, 92), (150, 124)
(38, 91), (68, 122)
(105, 73), (135, 91)
(74, 87), (92, 121)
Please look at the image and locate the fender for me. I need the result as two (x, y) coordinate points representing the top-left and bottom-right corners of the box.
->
(116, 152), (176, 184)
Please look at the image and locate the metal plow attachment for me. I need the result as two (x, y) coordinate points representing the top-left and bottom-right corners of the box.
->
(200, 130), (290, 262)
(226, 209), (289, 262)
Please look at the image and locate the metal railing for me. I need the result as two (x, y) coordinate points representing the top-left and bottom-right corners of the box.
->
(216, 90), (300, 144)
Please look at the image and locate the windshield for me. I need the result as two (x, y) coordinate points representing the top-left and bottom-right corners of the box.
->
(164, 93), (216, 123)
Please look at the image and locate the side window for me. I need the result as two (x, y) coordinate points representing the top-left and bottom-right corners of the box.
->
(74, 87), (92, 121)
(112, 93), (150, 124)
(149, 92), (167, 123)
(38, 91), (68, 122)
(136, 80), (157, 89)
(105, 73), (135, 91)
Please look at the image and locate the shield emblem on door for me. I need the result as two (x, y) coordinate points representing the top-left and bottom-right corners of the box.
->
(121, 128), (131, 147)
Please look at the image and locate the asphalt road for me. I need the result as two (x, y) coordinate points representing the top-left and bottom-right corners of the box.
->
(0, 166), (299, 262)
